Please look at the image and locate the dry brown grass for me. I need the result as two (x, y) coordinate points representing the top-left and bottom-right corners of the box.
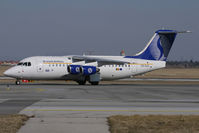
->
(108, 115), (199, 133)
(0, 114), (29, 133)
(135, 68), (199, 79)
(0, 66), (11, 76)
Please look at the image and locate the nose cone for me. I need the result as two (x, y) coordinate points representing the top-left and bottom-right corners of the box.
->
(4, 69), (12, 76)
(4, 67), (21, 78)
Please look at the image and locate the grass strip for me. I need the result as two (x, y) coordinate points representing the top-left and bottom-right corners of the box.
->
(0, 114), (30, 133)
(108, 115), (199, 133)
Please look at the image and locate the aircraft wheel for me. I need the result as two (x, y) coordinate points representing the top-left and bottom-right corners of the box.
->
(90, 82), (99, 85)
(16, 80), (20, 85)
(77, 80), (86, 85)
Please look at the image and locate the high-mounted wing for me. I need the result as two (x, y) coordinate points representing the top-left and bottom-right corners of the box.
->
(72, 55), (129, 66)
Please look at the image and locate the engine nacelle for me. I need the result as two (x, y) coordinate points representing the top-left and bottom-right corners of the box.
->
(67, 65), (81, 74)
(80, 66), (99, 76)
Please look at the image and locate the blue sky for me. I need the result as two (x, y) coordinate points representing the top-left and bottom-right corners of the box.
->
(0, 0), (198, 60)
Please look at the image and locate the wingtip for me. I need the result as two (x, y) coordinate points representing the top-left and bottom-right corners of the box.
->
(177, 30), (191, 33)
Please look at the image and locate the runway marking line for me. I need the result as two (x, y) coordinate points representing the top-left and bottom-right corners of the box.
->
(23, 109), (199, 113)
(35, 88), (45, 92)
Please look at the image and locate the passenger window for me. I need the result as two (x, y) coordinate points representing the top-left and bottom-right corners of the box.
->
(59, 64), (61, 67)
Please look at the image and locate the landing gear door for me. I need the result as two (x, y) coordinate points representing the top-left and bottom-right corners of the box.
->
(37, 64), (43, 72)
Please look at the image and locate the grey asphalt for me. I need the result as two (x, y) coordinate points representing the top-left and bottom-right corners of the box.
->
(0, 99), (39, 114)
(1, 83), (199, 133)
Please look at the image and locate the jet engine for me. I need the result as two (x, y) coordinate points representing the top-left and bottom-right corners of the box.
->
(80, 66), (99, 76)
(67, 65), (81, 74)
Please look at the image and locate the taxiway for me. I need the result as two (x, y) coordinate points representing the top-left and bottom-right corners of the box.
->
(0, 83), (199, 133)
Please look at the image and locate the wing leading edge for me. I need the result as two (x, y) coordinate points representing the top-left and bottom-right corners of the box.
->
(72, 55), (130, 66)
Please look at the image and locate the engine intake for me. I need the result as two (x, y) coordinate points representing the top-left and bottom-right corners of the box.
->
(67, 65), (81, 74)
(80, 66), (99, 76)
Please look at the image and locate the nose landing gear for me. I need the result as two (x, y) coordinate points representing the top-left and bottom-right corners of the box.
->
(15, 80), (21, 85)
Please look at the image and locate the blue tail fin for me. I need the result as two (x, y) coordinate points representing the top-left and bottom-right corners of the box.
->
(125, 30), (184, 61)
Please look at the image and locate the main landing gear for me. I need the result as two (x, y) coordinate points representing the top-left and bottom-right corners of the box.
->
(77, 80), (86, 85)
(77, 73), (100, 85)
(76, 77), (99, 85)
(77, 80), (99, 85)
(90, 82), (99, 85)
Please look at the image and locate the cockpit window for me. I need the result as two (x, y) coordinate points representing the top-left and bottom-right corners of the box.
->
(17, 62), (23, 66)
(18, 62), (31, 66)
(28, 62), (31, 66)
(23, 62), (28, 66)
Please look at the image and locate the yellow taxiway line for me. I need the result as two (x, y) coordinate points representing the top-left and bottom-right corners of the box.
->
(24, 109), (199, 113)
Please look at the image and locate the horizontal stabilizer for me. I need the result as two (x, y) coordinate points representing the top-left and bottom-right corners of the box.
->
(156, 30), (191, 34)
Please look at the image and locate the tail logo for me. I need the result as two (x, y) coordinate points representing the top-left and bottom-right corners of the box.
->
(125, 30), (178, 61)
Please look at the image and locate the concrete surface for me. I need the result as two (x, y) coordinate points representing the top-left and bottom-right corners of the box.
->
(18, 117), (109, 133)
(0, 83), (199, 133)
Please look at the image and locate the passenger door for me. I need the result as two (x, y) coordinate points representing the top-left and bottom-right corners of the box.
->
(37, 64), (43, 72)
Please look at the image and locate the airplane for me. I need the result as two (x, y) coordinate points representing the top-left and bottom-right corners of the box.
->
(4, 29), (189, 85)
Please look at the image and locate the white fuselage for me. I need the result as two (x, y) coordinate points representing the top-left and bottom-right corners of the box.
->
(3, 29), (186, 85)
(5, 56), (166, 81)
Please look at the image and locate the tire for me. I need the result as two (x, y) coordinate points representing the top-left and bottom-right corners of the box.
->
(77, 80), (86, 85)
(16, 81), (20, 85)
(90, 82), (99, 85)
